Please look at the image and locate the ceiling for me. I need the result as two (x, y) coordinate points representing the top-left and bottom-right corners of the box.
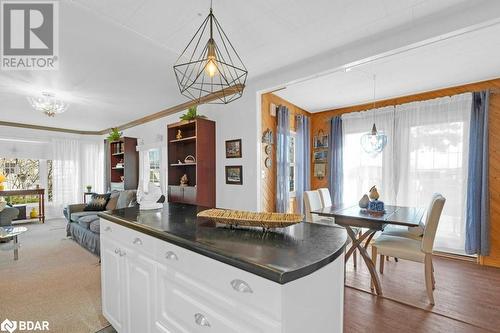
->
(275, 22), (500, 112)
(0, 0), (482, 130)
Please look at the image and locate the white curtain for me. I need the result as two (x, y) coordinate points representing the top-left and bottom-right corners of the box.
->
(52, 139), (104, 214)
(81, 141), (105, 193)
(52, 139), (81, 208)
(342, 93), (471, 254)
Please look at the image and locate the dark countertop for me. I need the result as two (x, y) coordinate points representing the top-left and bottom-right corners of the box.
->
(98, 203), (348, 284)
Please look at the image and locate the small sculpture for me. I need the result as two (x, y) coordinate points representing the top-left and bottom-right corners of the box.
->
(369, 185), (380, 201)
(359, 194), (369, 208)
(180, 174), (188, 186)
(176, 130), (182, 140)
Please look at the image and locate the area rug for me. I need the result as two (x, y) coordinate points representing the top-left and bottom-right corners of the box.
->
(0, 218), (109, 333)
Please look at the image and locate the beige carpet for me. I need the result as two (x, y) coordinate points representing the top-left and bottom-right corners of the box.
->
(0, 219), (109, 333)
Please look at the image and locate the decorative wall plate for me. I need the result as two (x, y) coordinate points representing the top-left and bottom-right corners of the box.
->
(265, 145), (272, 155)
(265, 157), (272, 168)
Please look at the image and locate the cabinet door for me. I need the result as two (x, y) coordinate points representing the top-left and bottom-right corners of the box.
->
(123, 248), (157, 333)
(182, 187), (196, 204)
(101, 238), (125, 332)
(168, 186), (183, 203)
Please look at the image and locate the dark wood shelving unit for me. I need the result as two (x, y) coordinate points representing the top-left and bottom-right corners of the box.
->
(106, 137), (139, 191)
(167, 119), (215, 207)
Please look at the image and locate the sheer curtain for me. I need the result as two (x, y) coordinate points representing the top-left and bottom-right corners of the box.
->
(52, 139), (81, 209)
(341, 93), (471, 254)
(81, 141), (105, 193)
(276, 106), (290, 213)
(395, 93), (471, 253)
(342, 106), (396, 206)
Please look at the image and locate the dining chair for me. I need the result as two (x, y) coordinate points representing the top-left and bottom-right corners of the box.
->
(371, 193), (446, 305)
(318, 188), (332, 207)
(304, 190), (359, 267)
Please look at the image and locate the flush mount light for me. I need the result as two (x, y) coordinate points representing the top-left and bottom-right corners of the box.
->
(173, 3), (247, 104)
(27, 92), (69, 117)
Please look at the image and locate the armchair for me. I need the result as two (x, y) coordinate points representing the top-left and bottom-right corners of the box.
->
(0, 207), (19, 227)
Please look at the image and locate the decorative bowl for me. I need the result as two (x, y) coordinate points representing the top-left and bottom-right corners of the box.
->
(197, 209), (304, 229)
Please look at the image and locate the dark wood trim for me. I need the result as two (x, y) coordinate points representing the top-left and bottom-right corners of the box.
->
(0, 84), (244, 136)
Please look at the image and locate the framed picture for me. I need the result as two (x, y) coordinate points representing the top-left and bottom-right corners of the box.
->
(225, 165), (243, 185)
(313, 150), (328, 162)
(313, 132), (329, 149)
(226, 139), (242, 158)
(314, 163), (326, 179)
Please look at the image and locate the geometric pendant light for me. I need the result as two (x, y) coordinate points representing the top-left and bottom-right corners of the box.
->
(173, 4), (248, 104)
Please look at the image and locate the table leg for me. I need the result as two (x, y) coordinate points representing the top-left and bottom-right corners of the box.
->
(42, 193), (45, 223)
(38, 194), (42, 223)
(14, 235), (19, 260)
(345, 227), (383, 295)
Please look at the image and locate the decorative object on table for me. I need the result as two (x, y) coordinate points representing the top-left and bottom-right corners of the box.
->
(107, 128), (122, 142)
(262, 129), (274, 144)
(264, 157), (272, 169)
(264, 145), (272, 156)
(313, 129), (329, 149)
(180, 174), (189, 186)
(27, 91), (69, 117)
(30, 207), (38, 219)
(173, 4), (247, 104)
(35, 184), (40, 189)
(86, 185), (92, 193)
(368, 200), (385, 213)
(184, 155), (196, 164)
(120, 176), (124, 182)
(313, 150), (328, 162)
(180, 106), (207, 122)
(197, 209), (303, 230)
(358, 194), (370, 208)
(176, 129), (183, 140)
(225, 139), (242, 158)
(360, 75), (387, 155)
(314, 163), (326, 179)
(83, 193), (111, 211)
(0, 174), (5, 191)
(369, 185), (380, 200)
(225, 166), (243, 185)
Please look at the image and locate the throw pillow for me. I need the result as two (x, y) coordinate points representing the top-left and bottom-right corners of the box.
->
(105, 191), (120, 210)
(84, 193), (111, 211)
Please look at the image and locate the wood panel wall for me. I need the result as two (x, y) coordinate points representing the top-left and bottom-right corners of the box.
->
(260, 93), (310, 213)
(309, 78), (500, 267)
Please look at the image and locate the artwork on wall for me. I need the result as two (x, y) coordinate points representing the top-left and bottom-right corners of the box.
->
(262, 129), (274, 144)
(313, 150), (328, 162)
(226, 139), (242, 158)
(314, 163), (326, 179)
(313, 130), (329, 149)
(225, 165), (243, 185)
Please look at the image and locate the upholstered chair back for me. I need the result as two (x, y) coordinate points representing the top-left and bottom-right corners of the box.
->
(421, 193), (446, 253)
(304, 190), (323, 223)
(318, 188), (332, 207)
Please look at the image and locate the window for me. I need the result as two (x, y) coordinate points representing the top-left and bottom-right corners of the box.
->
(148, 149), (161, 186)
(289, 132), (296, 196)
(342, 93), (472, 254)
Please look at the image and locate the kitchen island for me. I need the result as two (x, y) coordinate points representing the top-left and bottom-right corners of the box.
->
(99, 203), (348, 333)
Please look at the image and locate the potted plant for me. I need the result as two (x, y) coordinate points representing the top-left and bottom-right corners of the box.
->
(107, 128), (122, 142)
(86, 185), (92, 193)
(180, 106), (207, 122)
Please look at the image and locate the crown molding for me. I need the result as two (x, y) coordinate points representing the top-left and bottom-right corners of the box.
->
(0, 84), (245, 136)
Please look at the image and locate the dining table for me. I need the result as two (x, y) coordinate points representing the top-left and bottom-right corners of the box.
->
(311, 204), (425, 295)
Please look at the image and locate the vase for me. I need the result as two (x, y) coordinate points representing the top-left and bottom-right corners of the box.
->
(359, 194), (369, 208)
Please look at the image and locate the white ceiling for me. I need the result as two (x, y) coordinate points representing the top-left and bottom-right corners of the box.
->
(275, 22), (500, 112)
(0, 0), (486, 130)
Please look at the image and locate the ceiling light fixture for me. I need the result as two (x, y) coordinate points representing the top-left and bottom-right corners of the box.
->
(360, 75), (387, 155)
(27, 92), (69, 117)
(173, 2), (247, 104)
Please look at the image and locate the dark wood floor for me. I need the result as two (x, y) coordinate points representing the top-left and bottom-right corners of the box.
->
(96, 255), (500, 333)
(345, 254), (500, 332)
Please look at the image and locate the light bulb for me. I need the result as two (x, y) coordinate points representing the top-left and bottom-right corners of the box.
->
(206, 59), (217, 77)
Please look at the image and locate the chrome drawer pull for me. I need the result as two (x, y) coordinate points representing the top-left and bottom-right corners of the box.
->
(194, 313), (211, 327)
(230, 279), (253, 294)
(119, 250), (126, 257)
(133, 237), (143, 245)
(165, 251), (178, 261)
(105, 226), (112, 232)
(114, 248), (120, 254)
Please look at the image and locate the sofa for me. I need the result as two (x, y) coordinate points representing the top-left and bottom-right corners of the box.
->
(65, 190), (137, 256)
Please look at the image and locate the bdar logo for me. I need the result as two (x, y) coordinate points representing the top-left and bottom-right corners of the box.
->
(0, 319), (17, 333)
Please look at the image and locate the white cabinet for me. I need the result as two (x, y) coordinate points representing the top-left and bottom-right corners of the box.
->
(100, 218), (344, 333)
